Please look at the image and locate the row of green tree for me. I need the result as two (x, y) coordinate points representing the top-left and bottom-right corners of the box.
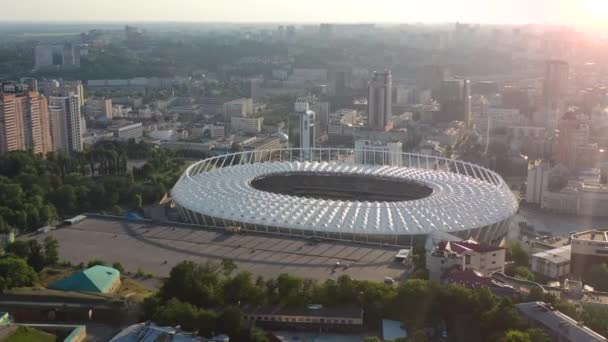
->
(0, 140), (185, 232)
(141, 260), (551, 342)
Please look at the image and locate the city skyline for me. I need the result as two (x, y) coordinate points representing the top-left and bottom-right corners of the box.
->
(2, 0), (608, 29)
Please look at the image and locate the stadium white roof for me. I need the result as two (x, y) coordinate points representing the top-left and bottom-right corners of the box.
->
(171, 160), (518, 236)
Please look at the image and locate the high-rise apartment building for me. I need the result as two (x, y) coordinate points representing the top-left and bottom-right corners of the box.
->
(556, 111), (591, 168)
(368, 70), (392, 131)
(49, 95), (84, 152)
(288, 100), (315, 151)
(34, 43), (80, 70)
(0, 90), (53, 154)
(543, 60), (569, 110)
(0, 94), (24, 152)
(41, 80), (85, 108)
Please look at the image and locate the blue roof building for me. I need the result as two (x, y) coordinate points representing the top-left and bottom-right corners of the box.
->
(49, 265), (121, 293)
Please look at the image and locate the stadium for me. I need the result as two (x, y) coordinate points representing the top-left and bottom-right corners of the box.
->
(170, 148), (518, 246)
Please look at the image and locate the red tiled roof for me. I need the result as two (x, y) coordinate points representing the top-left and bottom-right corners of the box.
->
(442, 266), (493, 287)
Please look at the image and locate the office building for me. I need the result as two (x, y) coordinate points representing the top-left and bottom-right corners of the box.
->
(516, 302), (606, 342)
(543, 60), (569, 110)
(49, 95), (84, 152)
(210, 123), (226, 139)
(570, 230), (608, 282)
(223, 98), (254, 123)
(230, 116), (263, 134)
(0, 91), (53, 155)
(438, 78), (472, 123)
(354, 139), (402, 166)
(85, 98), (113, 120)
(288, 100), (315, 150)
(426, 240), (506, 282)
(531, 245), (571, 280)
(368, 70), (392, 131)
(109, 122), (143, 140)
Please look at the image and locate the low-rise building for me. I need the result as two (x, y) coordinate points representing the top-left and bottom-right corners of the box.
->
(243, 305), (363, 332)
(223, 98), (254, 122)
(516, 301), (606, 342)
(210, 123), (226, 139)
(48, 265), (121, 294)
(531, 245), (571, 280)
(109, 122), (143, 140)
(571, 230), (608, 282)
(110, 322), (203, 341)
(427, 239), (505, 282)
(442, 266), (518, 297)
(230, 116), (263, 134)
(85, 98), (113, 120)
(354, 140), (402, 166)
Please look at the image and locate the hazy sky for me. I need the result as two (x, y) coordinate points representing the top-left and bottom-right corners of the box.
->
(3, 0), (607, 28)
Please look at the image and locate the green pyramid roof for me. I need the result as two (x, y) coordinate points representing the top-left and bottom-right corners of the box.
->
(49, 265), (120, 293)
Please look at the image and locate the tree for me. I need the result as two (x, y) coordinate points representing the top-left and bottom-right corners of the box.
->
(526, 328), (550, 342)
(506, 242), (529, 267)
(87, 259), (107, 268)
(407, 330), (428, 342)
(222, 271), (264, 305)
(161, 261), (222, 307)
(221, 258), (237, 277)
(0, 256), (38, 291)
(112, 262), (125, 274)
(250, 327), (269, 342)
(363, 338), (382, 342)
(153, 298), (201, 331)
(132, 193), (143, 209)
(216, 307), (242, 337)
(197, 309), (218, 337)
(43, 236), (59, 266)
(499, 330), (531, 342)
(26, 240), (46, 272)
(587, 263), (608, 291)
(513, 266), (535, 281)
(480, 298), (525, 341)
(527, 286), (545, 302)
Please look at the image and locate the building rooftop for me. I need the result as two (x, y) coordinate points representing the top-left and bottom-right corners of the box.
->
(48, 265), (120, 293)
(382, 319), (408, 340)
(516, 301), (606, 342)
(532, 245), (571, 265)
(110, 322), (202, 342)
(572, 230), (608, 242)
(244, 305), (362, 319)
(437, 240), (504, 254)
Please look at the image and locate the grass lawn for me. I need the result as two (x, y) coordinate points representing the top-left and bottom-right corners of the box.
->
(116, 277), (154, 303)
(4, 326), (56, 342)
(38, 267), (75, 287)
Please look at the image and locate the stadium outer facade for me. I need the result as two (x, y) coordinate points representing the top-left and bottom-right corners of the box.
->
(170, 148), (518, 246)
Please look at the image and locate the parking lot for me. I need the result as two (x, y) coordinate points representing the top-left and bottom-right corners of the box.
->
(29, 217), (407, 282)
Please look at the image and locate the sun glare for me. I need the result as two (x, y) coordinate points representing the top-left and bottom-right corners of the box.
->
(580, 0), (608, 19)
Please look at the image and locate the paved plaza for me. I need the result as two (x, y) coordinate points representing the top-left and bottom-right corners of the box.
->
(29, 217), (407, 282)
